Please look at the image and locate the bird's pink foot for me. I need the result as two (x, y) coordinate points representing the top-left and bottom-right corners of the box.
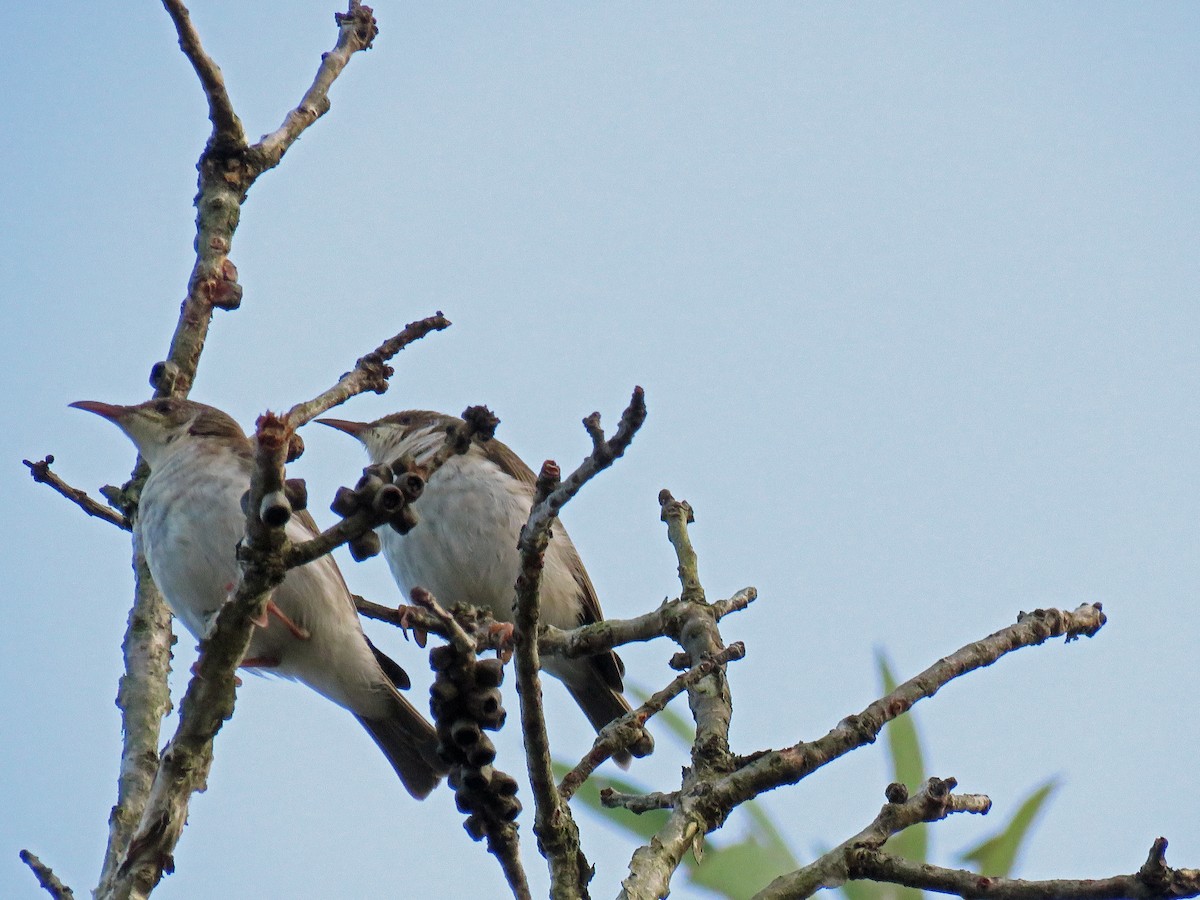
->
(250, 599), (311, 640)
(488, 621), (516, 663)
(396, 604), (428, 647)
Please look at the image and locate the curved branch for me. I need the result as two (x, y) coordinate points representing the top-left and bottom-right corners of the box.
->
(753, 777), (991, 899)
(160, 0), (244, 149)
(23, 457), (130, 530)
(846, 836), (1200, 900)
(719, 604), (1107, 808)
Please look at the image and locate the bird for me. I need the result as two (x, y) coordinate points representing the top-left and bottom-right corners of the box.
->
(71, 397), (447, 798)
(319, 410), (653, 765)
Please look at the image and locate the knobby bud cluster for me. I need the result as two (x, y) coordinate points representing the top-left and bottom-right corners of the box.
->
(329, 460), (425, 560)
(428, 642), (522, 842)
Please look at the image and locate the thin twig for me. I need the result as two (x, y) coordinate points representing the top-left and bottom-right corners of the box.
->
(20, 850), (76, 900)
(23, 457), (130, 529)
(720, 603), (1109, 809)
(285, 313), (451, 426)
(537, 587), (756, 661)
(845, 836), (1200, 900)
(559, 643), (747, 800)
(254, 1), (379, 166)
(752, 777), (991, 899)
(600, 790), (679, 815)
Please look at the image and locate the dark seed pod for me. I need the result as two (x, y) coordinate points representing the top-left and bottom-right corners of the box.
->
(453, 786), (474, 815)
(365, 461), (393, 483)
(430, 679), (459, 705)
(259, 490), (292, 528)
(395, 471), (424, 502)
(148, 360), (179, 392)
(474, 658), (505, 688)
(491, 771), (520, 797)
(283, 478), (308, 511)
(464, 735), (497, 768)
(348, 530), (381, 562)
(466, 688), (503, 723)
(498, 795), (522, 822)
(389, 505), (419, 534)
(477, 707), (507, 732)
(285, 433), (305, 463)
(451, 719), (482, 748)
(330, 486), (359, 517)
(372, 483), (405, 515)
(429, 645), (459, 673)
(463, 815), (487, 842)
(462, 764), (494, 792)
(355, 472), (384, 494)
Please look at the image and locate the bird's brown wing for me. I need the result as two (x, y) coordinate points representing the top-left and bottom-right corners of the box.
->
(480, 435), (625, 691)
(478, 436), (539, 489)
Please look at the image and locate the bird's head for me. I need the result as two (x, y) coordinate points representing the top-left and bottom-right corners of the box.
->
(318, 410), (455, 466)
(70, 397), (247, 467)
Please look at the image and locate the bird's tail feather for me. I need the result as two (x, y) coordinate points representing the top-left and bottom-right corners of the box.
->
(356, 693), (448, 799)
(566, 669), (654, 769)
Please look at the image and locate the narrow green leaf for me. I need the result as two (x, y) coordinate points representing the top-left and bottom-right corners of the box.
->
(551, 762), (669, 841)
(959, 779), (1058, 877)
(877, 651), (927, 899)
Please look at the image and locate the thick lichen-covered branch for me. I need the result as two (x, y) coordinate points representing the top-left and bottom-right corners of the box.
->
(620, 492), (739, 900)
(94, 556), (175, 896)
(102, 416), (292, 900)
(514, 388), (647, 900)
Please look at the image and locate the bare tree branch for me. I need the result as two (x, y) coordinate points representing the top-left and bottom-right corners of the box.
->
(514, 388), (647, 900)
(845, 836), (1200, 900)
(156, 1), (378, 403)
(537, 587), (756, 661)
(719, 603), (1108, 808)
(752, 777), (992, 899)
(160, 0), (244, 149)
(620, 492), (738, 900)
(23, 456), (130, 530)
(253, 2), (379, 167)
(285, 312), (452, 426)
(20, 850), (76, 900)
(94, 557), (175, 895)
(559, 642), (747, 801)
(104, 416), (292, 899)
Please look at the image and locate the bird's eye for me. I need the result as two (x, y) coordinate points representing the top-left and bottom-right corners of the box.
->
(153, 400), (172, 414)
(397, 414), (411, 426)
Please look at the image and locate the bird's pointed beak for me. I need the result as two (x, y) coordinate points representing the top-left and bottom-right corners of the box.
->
(69, 400), (129, 422)
(317, 418), (368, 437)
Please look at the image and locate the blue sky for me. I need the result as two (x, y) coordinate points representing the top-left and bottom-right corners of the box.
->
(3, 3), (1197, 898)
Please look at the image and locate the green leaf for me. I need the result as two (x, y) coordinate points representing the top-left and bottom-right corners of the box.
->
(688, 831), (799, 899)
(959, 779), (1058, 877)
(551, 762), (669, 842)
(876, 651), (927, 899)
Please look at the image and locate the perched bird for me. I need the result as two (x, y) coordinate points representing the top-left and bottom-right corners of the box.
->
(71, 398), (446, 798)
(319, 410), (653, 764)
